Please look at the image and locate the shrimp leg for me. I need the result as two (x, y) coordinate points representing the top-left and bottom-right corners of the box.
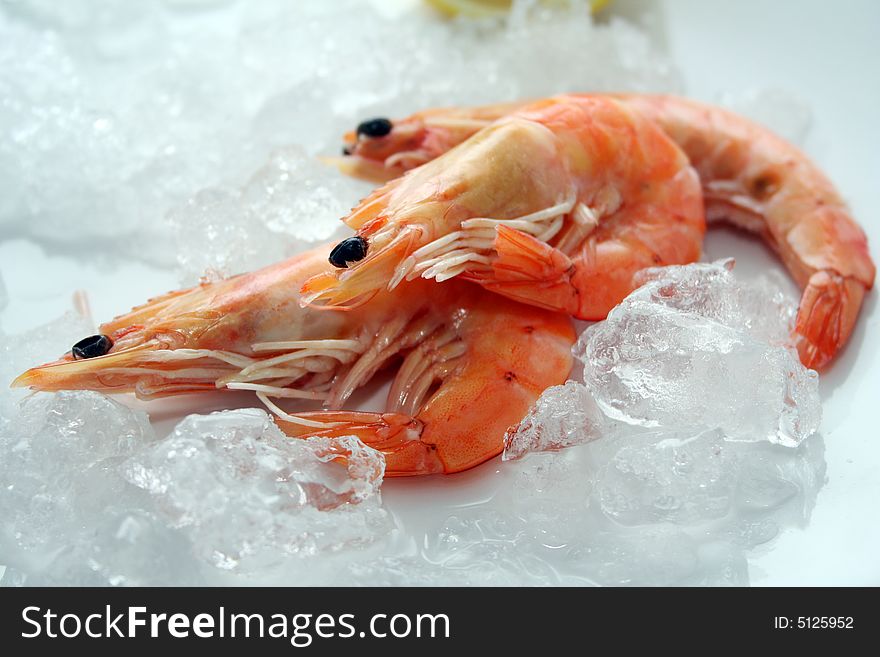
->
(279, 296), (574, 475)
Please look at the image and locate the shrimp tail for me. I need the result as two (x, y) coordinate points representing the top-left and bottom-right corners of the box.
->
(794, 271), (867, 370)
(464, 225), (580, 316)
(276, 411), (446, 477)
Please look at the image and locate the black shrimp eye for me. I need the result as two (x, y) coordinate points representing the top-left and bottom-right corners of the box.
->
(329, 236), (369, 269)
(71, 334), (114, 360)
(356, 117), (393, 138)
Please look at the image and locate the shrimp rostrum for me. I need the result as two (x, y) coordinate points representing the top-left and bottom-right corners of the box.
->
(14, 244), (574, 476)
(326, 94), (875, 370)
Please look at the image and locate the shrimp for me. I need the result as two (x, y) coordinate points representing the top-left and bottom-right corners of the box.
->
(13, 243), (574, 476)
(331, 93), (876, 369)
(305, 95), (707, 330)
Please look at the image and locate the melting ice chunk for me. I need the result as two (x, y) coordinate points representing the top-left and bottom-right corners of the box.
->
(353, 424), (825, 586)
(503, 381), (610, 460)
(628, 259), (796, 345)
(121, 408), (390, 572)
(578, 260), (820, 447)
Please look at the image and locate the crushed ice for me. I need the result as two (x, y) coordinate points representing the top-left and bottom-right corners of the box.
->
(167, 147), (363, 284)
(121, 409), (389, 574)
(0, 395), (389, 585)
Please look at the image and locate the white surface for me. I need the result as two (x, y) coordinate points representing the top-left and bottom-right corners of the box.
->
(2, 0), (878, 585)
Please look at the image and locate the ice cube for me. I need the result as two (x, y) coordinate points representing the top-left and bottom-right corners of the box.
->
(242, 149), (363, 242)
(340, 421), (825, 587)
(122, 408), (390, 572)
(0, 311), (138, 583)
(630, 260), (797, 345)
(577, 260), (820, 446)
(1, 400), (393, 585)
(503, 381), (609, 460)
(729, 435), (826, 543)
(569, 525), (703, 586)
(346, 508), (574, 586)
(508, 261), (816, 459)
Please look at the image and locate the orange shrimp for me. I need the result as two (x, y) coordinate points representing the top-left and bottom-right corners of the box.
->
(305, 95), (706, 328)
(13, 243), (574, 476)
(330, 94), (875, 369)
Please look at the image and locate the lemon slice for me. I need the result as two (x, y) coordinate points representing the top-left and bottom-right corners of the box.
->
(426, 0), (610, 19)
